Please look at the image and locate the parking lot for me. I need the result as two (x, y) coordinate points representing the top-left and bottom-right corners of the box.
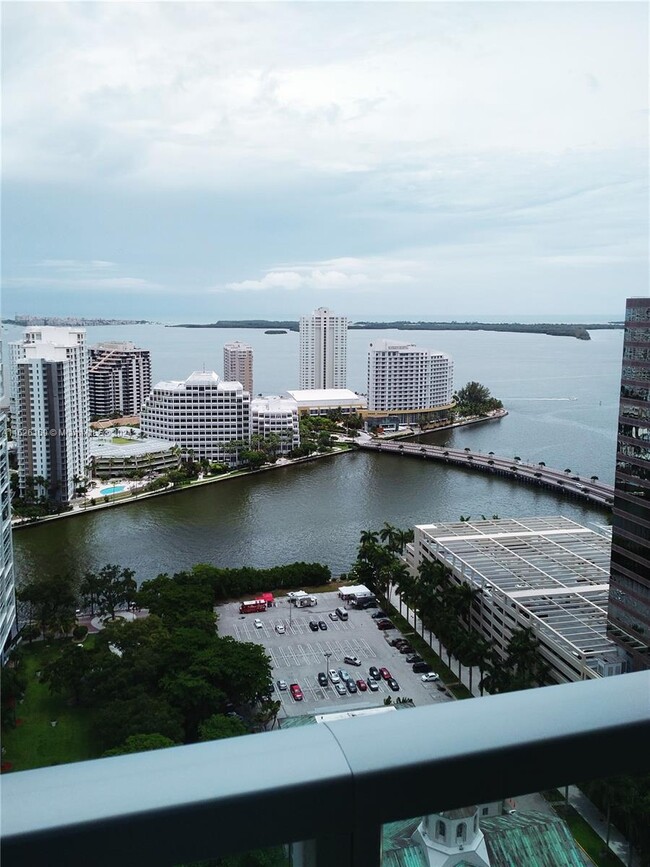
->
(218, 591), (453, 718)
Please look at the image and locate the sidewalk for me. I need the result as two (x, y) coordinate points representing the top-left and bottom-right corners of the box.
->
(565, 785), (636, 866)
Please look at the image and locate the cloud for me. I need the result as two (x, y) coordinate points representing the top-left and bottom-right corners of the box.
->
(4, 259), (162, 293)
(222, 257), (416, 292)
(2, 3), (646, 189)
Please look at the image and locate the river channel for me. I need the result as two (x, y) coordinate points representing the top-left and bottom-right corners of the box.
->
(8, 324), (622, 584)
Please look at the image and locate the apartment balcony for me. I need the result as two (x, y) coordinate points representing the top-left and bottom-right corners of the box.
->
(2, 672), (648, 867)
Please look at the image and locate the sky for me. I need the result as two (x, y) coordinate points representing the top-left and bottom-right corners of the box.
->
(1, 2), (648, 323)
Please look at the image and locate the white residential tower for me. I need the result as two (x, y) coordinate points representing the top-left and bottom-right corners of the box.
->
(10, 327), (90, 504)
(299, 307), (348, 390)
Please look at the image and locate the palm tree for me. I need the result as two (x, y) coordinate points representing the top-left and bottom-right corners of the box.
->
(538, 461), (546, 468)
(590, 475), (599, 483)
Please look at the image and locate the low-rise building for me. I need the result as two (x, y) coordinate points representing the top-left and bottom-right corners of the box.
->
(140, 371), (250, 465)
(285, 388), (367, 416)
(88, 435), (180, 478)
(406, 516), (625, 684)
(250, 396), (300, 455)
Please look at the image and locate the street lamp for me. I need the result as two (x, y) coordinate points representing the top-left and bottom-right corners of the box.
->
(324, 651), (332, 673)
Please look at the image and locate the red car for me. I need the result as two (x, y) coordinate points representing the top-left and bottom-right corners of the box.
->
(379, 667), (392, 681)
(356, 679), (368, 692)
(290, 683), (303, 701)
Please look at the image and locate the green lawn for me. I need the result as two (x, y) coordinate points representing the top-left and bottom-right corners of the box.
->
(2, 640), (100, 772)
(111, 436), (135, 444)
(554, 803), (626, 867)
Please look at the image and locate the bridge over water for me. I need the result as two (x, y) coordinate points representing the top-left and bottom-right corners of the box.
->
(356, 440), (614, 510)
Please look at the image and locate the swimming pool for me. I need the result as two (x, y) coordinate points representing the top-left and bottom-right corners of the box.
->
(100, 485), (126, 495)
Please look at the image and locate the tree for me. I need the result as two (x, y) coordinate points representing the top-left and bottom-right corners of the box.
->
(198, 713), (248, 742)
(41, 643), (93, 705)
(95, 692), (185, 750)
(18, 573), (77, 637)
(88, 564), (137, 620)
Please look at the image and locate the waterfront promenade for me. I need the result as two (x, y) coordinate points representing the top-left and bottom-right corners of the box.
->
(356, 440), (614, 509)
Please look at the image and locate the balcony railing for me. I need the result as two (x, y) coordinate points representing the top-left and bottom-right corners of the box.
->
(2, 672), (649, 867)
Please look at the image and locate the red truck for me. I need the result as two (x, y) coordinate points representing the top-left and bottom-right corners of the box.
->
(239, 599), (266, 614)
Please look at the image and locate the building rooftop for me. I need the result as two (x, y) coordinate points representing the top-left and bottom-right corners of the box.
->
(416, 516), (615, 658)
(286, 388), (366, 404)
(89, 436), (175, 458)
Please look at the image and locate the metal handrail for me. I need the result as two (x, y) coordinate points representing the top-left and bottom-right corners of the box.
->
(2, 672), (649, 867)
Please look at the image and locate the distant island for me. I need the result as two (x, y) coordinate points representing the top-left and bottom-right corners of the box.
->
(171, 320), (624, 340)
(6, 315), (151, 327)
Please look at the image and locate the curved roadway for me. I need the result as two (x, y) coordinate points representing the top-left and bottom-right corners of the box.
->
(356, 440), (614, 510)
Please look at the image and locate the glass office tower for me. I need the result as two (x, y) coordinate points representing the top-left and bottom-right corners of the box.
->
(608, 297), (650, 670)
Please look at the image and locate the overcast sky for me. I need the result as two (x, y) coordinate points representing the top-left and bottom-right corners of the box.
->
(2, 2), (647, 322)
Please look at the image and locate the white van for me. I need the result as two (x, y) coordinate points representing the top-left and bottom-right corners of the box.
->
(336, 607), (348, 621)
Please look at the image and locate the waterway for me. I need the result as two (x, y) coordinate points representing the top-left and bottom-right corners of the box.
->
(5, 324), (623, 584)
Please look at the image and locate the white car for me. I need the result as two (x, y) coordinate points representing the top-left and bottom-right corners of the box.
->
(277, 680), (288, 691)
(421, 672), (440, 682)
(328, 669), (340, 684)
(254, 619), (263, 629)
(275, 623), (286, 634)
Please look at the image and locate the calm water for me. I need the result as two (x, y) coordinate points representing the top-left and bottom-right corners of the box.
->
(5, 324), (622, 584)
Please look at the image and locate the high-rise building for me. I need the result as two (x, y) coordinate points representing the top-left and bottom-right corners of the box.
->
(223, 342), (253, 395)
(367, 339), (454, 423)
(140, 371), (250, 465)
(607, 297), (650, 671)
(299, 307), (348, 389)
(88, 341), (151, 418)
(10, 327), (89, 504)
(0, 343), (17, 661)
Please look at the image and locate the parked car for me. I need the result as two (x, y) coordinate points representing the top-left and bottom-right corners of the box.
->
(406, 655), (423, 664)
(377, 621), (395, 630)
(254, 619), (263, 629)
(277, 680), (288, 691)
(275, 623), (285, 634)
(335, 682), (347, 696)
(367, 679), (379, 691)
(338, 668), (351, 682)
(369, 666), (380, 680)
(399, 645), (415, 655)
(318, 620), (328, 630)
(372, 611), (388, 619)
(356, 679), (368, 692)
(329, 611), (338, 621)
(387, 678), (400, 691)
(328, 669), (340, 684)
(309, 621), (319, 632)
(344, 655), (361, 667)
(290, 683), (303, 701)
(412, 661), (432, 673)
(389, 638), (406, 647)
(317, 672), (328, 687)
(421, 672), (440, 682)
(379, 667), (392, 680)
(346, 679), (357, 693)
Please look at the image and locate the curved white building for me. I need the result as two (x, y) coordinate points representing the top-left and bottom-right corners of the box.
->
(140, 371), (250, 465)
(250, 396), (300, 455)
(368, 339), (454, 412)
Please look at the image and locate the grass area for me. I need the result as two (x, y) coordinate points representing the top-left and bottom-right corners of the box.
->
(2, 640), (100, 773)
(381, 604), (473, 700)
(553, 802), (626, 867)
(110, 436), (135, 444)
